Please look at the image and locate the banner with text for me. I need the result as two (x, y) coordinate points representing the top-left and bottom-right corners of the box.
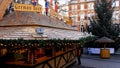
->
(14, 3), (42, 12)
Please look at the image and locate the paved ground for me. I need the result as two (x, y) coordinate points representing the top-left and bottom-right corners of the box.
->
(69, 54), (120, 68)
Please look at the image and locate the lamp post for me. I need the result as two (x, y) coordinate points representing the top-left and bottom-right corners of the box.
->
(118, 1), (120, 36)
(81, 19), (84, 33)
(119, 10), (120, 26)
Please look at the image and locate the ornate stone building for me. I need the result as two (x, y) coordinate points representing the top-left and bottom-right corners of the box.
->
(68, 0), (120, 31)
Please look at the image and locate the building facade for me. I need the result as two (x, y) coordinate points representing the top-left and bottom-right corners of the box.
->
(68, 0), (120, 31)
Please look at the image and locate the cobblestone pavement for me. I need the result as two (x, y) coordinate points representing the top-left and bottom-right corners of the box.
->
(69, 54), (120, 68)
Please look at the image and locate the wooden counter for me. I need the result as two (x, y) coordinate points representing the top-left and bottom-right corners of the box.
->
(5, 49), (77, 68)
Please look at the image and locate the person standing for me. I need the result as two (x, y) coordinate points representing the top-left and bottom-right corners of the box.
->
(77, 46), (83, 65)
(54, 1), (58, 13)
(45, 0), (49, 16)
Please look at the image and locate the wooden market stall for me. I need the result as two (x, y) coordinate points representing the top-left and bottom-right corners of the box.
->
(0, 39), (81, 68)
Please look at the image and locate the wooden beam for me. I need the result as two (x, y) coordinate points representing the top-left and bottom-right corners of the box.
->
(15, 11), (19, 20)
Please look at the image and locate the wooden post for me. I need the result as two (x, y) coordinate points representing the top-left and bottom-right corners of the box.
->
(104, 44), (106, 49)
(54, 43), (56, 68)
(15, 11), (19, 20)
(38, 12), (41, 20)
(36, 12), (41, 20)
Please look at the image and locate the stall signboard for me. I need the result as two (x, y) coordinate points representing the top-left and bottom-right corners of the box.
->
(36, 27), (44, 35)
(14, 3), (42, 12)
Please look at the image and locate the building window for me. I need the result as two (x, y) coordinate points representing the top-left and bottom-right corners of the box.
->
(80, 0), (85, 2)
(72, 15), (78, 24)
(113, 11), (119, 20)
(72, 5), (77, 10)
(75, 5), (77, 10)
(80, 13), (85, 20)
(72, 5), (74, 10)
(81, 4), (84, 10)
(86, 0), (94, 2)
(76, 16), (78, 23)
(112, 1), (116, 7)
(88, 3), (94, 9)
(87, 12), (94, 20)
(115, 1), (119, 7)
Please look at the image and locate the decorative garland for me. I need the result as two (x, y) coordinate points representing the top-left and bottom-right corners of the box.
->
(0, 36), (97, 49)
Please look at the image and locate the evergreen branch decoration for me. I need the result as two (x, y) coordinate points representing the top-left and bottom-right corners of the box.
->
(0, 36), (97, 48)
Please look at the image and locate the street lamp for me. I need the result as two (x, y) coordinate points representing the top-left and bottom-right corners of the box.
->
(119, 10), (120, 24)
(81, 19), (84, 32)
